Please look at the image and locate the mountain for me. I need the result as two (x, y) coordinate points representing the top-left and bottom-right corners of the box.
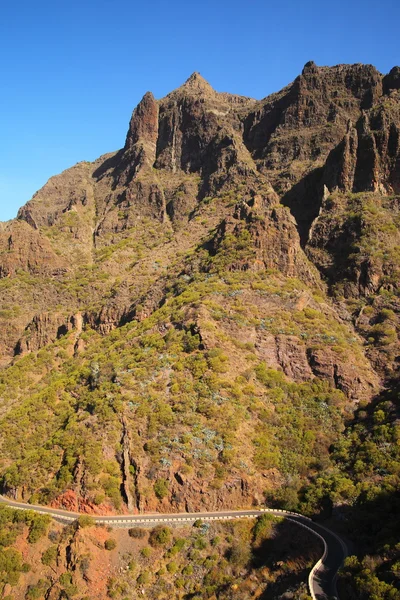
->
(0, 62), (400, 599)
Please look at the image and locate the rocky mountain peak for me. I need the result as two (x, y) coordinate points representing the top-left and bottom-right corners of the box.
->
(383, 65), (400, 94)
(301, 60), (318, 75)
(180, 71), (215, 95)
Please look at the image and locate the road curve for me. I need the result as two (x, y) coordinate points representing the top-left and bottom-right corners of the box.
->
(0, 494), (346, 600)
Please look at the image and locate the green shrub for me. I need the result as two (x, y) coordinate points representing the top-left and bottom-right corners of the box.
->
(253, 514), (274, 544)
(104, 538), (117, 551)
(182, 564), (193, 575)
(41, 545), (58, 566)
(166, 561), (178, 574)
(28, 515), (51, 544)
(167, 537), (186, 556)
(128, 527), (146, 539)
(194, 537), (207, 550)
(193, 519), (203, 528)
(149, 526), (172, 547)
(26, 579), (50, 599)
(153, 478), (169, 500)
(78, 515), (95, 528)
(369, 323), (397, 346)
(137, 570), (151, 584)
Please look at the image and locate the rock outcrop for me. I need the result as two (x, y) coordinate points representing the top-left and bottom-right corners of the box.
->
(0, 220), (67, 278)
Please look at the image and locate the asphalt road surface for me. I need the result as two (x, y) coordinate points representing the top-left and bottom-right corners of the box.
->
(0, 494), (347, 599)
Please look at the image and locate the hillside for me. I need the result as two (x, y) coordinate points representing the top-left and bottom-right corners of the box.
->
(0, 62), (400, 599)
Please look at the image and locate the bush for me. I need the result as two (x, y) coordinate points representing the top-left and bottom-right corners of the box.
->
(137, 570), (151, 584)
(193, 519), (203, 528)
(166, 561), (178, 574)
(194, 537), (208, 550)
(149, 526), (172, 547)
(59, 573), (72, 586)
(226, 543), (251, 566)
(167, 538), (186, 556)
(78, 515), (95, 528)
(26, 579), (50, 599)
(154, 478), (169, 500)
(94, 493), (105, 505)
(41, 546), (58, 566)
(28, 515), (51, 544)
(253, 513), (276, 544)
(182, 564), (193, 575)
(128, 527), (147, 539)
(369, 323), (397, 346)
(104, 538), (117, 551)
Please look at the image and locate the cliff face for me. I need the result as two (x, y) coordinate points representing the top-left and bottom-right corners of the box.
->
(0, 62), (399, 515)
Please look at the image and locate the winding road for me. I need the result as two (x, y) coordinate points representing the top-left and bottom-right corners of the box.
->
(0, 494), (347, 600)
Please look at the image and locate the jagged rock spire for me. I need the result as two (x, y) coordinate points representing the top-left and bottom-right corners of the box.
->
(383, 66), (400, 94)
(125, 91), (159, 148)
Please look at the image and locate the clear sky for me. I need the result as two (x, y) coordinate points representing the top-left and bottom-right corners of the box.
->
(0, 0), (399, 221)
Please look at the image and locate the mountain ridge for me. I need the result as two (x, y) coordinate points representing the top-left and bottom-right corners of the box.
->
(2, 61), (399, 369)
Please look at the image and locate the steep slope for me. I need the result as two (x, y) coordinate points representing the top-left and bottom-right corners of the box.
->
(0, 64), (398, 577)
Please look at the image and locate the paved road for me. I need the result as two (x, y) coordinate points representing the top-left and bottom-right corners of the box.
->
(285, 514), (347, 600)
(0, 494), (346, 600)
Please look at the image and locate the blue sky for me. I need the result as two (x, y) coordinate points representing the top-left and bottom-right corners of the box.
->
(0, 0), (399, 221)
